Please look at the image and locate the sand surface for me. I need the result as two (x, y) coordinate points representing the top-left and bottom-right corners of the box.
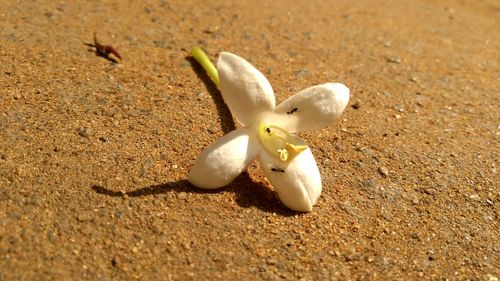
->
(0, 0), (499, 280)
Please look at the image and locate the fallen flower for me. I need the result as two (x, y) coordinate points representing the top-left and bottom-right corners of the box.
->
(188, 48), (349, 212)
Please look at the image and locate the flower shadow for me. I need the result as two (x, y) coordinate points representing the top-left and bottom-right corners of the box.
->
(91, 172), (299, 216)
(185, 55), (235, 134)
(90, 54), (303, 216)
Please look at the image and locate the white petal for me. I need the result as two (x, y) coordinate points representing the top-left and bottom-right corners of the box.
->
(188, 128), (258, 189)
(274, 83), (349, 133)
(260, 146), (322, 212)
(217, 52), (275, 126)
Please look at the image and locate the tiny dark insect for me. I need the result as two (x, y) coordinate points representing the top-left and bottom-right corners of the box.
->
(265, 127), (271, 134)
(287, 107), (299, 114)
(271, 167), (285, 173)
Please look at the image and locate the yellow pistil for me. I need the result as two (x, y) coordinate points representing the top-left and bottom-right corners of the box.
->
(257, 123), (307, 162)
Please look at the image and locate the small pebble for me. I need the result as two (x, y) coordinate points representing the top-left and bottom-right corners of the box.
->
(182, 242), (191, 250)
(140, 159), (153, 178)
(386, 56), (401, 64)
(177, 192), (187, 200)
(266, 258), (278, 265)
(114, 210), (123, 219)
(485, 274), (498, 281)
(469, 194), (480, 200)
(393, 105), (405, 112)
(378, 167), (389, 177)
(361, 178), (376, 188)
(77, 127), (93, 138)
(77, 213), (91, 222)
(241, 31), (253, 40)
(197, 39), (207, 46)
(295, 69), (309, 77)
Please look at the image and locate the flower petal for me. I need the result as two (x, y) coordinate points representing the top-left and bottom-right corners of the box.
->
(217, 52), (275, 126)
(260, 146), (322, 212)
(188, 128), (258, 189)
(273, 83), (349, 133)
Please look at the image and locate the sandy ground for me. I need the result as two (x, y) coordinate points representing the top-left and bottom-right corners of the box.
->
(0, 0), (499, 280)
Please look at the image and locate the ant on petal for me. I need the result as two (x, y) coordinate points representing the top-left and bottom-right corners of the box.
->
(287, 107), (299, 115)
(271, 167), (285, 173)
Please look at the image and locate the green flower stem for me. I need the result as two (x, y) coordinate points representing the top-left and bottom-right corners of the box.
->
(191, 47), (220, 87)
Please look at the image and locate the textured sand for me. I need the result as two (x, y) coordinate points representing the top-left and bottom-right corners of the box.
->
(0, 0), (498, 280)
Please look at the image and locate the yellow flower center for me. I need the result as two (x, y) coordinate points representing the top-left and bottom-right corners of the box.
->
(257, 123), (307, 162)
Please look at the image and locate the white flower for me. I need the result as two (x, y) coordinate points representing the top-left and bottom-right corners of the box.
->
(188, 52), (349, 212)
